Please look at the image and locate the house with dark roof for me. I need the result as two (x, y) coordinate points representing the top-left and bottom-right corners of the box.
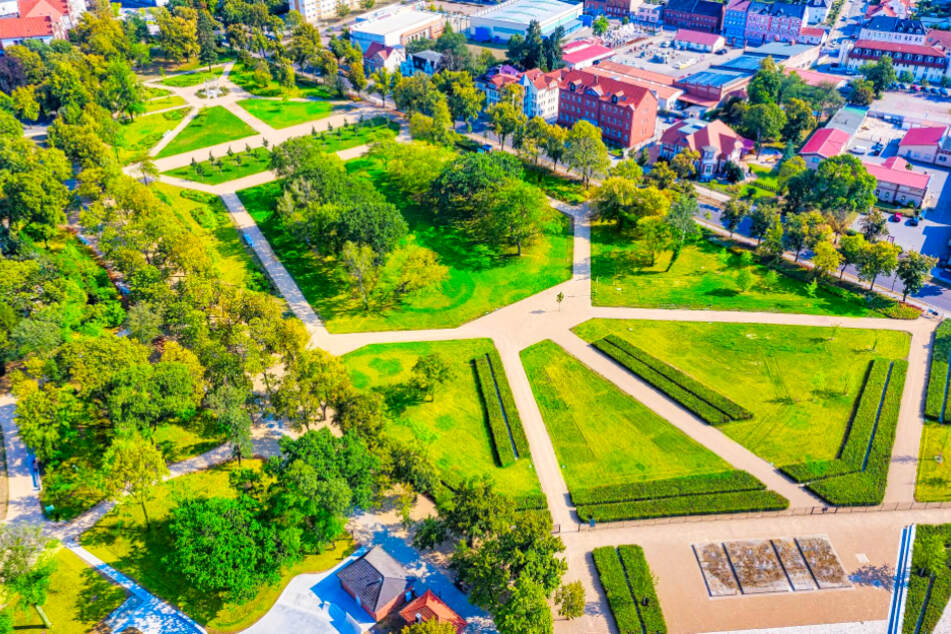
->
(662, 0), (723, 33)
(858, 16), (926, 44)
(399, 590), (468, 633)
(336, 546), (412, 622)
(400, 50), (445, 77)
(656, 118), (749, 180)
(556, 68), (658, 148)
(899, 125), (951, 166)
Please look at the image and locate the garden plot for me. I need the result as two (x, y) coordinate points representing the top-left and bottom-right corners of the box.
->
(723, 540), (790, 594)
(772, 538), (816, 591)
(796, 536), (850, 589)
(693, 543), (740, 597)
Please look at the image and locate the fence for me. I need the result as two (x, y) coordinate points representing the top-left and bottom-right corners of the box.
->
(551, 501), (951, 534)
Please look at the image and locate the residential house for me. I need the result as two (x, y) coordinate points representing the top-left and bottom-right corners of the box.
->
(476, 64), (522, 108)
(584, 0), (640, 18)
(840, 40), (948, 82)
(634, 1), (662, 23)
(401, 49), (446, 77)
(520, 68), (561, 121)
(656, 118), (749, 180)
(0, 0), (79, 49)
(898, 125), (951, 165)
(798, 25), (827, 45)
(862, 156), (931, 207)
(364, 41), (405, 75)
(805, 0), (831, 24)
(744, 2), (810, 45)
(0, 15), (56, 46)
(399, 590), (467, 634)
(857, 16), (927, 44)
(864, 0), (915, 20)
(722, 0), (751, 46)
(799, 127), (850, 168)
(336, 547), (412, 622)
(925, 28), (951, 52)
(556, 68), (658, 147)
(561, 38), (615, 69)
(589, 60), (684, 109)
(662, 0), (723, 33)
(673, 28), (725, 51)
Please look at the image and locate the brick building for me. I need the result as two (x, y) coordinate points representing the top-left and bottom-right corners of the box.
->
(863, 157), (931, 207)
(656, 118), (749, 180)
(556, 68), (658, 148)
(841, 40), (948, 82)
(662, 0), (723, 33)
(336, 547), (412, 621)
(584, 0), (640, 18)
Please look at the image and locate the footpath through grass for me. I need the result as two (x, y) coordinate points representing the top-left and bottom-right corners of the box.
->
(11, 547), (126, 633)
(115, 107), (190, 164)
(228, 62), (337, 99)
(81, 459), (355, 631)
(573, 319), (910, 467)
(237, 154), (573, 333)
(343, 339), (543, 506)
(156, 106), (257, 159)
(236, 98), (337, 129)
(592, 225), (890, 317)
(903, 524), (951, 634)
(160, 66), (224, 87)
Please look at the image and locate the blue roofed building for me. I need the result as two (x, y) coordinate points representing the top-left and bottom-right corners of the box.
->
(674, 69), (751, 108)
(468, 0), (583, 42)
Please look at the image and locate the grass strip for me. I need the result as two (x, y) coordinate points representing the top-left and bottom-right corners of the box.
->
(592, 546), (642, 634)
(926, 321), (951, 421)
(618, 545), (667, 634)
(571, 470), (764, 506)
(473, 355), (517, 467)
(577, 490), (789, 522)
(903, 524), (951, 634)
(485, 349), (532, 460)
(840, 359), (891, 467)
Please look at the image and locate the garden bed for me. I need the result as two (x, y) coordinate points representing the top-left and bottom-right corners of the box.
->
(472, 349), (530, 468)
(693, 543), (740, 597)
(724, 540), (789, 594)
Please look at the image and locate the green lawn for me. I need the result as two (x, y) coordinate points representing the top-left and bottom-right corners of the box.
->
(144, 93), (187, 113)
(236, 155), (573, 333)
(81, 459), (355, 631)
(521, 339), (731, 491)
(343, 339), (542, 501)
(115, 107), (190, 164)
(592, 225), (885, 316)
(573, 319), (910, 466)
(521, 163), (589, 203)
(916, 423), (951, 502)
(12, 547), (127, 633)
(156, 106), (257, 159)
(151, 182), (270, 292)
(160, 66), (224, 87)
(228, 62), (337, 99)
(237, 98), (337, 129)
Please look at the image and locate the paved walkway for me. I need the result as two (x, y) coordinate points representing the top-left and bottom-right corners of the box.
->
(0, 393), (44, 525)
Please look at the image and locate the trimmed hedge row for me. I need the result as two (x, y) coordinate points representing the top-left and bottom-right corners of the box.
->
(571, 470), (764, 506)
(903, 524), (951, 634)
(618, 545), (667, 634)
(781, 459), (853, 483)
(593, 547), (641, 634)
(576, 490), (789, 522)
(805, 360), (908, 506)
(473, 355), (516, 467)
(514, 492), (549, 511)
(925, 321), (951, 421)
(485, 349), (532, 460)
(839, 359), (891, 468)
(594, 338), (726, 425)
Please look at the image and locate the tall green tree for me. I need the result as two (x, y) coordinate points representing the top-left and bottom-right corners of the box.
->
(858, 241), (900, 289)
(102, 433), (169, 530)
(564, 120), (609, 187)
(896, 250), (937, 302)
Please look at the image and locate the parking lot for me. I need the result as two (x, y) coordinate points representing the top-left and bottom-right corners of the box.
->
(610, 32), (743, 78)
(874, 91), (951, 127)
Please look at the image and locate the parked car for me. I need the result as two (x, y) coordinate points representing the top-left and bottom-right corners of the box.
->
(478, 143), (493, 153)
(849, 146), (868, 154)
(890, 213), (902, 222)
(909, 216), (920, 227)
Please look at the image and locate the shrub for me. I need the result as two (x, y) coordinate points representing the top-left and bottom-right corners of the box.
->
(926, 320), (951, 421)
(781, 459), (853, 483)
(473, 355), (516, 467)
(883, 303), (922, 320)
(576, 490), (789, 522)
(592, 547), (641, 634)
(902, 524), (951, 634)
(514, 493), (549, 511)
(618, 545), (667, 634)
(571, 470), (764, 506)
(485, 349), (531, 460)
(838, 359), (890, 468)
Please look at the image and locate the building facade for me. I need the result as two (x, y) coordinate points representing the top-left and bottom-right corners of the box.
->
(857, 16), (927, 44)
(364, 42), (405, 74)
(662, 0), (723, 33)
(656, 118), (748, 180)
(898, 125), (951, 165)
(722, 0), (750, 45)
(351, 8), (446, 51)
(584, 0), (639, 18)
(799, 126), (850, 168)
(556, 68), (658, 148)
(806, 0), (830, 24)
(634, 2), (662, 23)
(289, 0), (363, 24)
(863, 157), (930, 207)
(520, 68), (561, 121)
(673, 28), (725, 51)
(744, 1), (809, 45)
(401, 50), (445, 77)
(841, 40), (948, 82)
(468, 0), (582, 42)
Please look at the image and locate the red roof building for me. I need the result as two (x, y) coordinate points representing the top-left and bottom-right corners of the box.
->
(898, 125), (951, 166)
(657, 117), (749, 180)
(673, 28), (726, 51)
(557, 68), (658, 148)
(561, 38), (615, 69)
(843, 39), (948, 82)
(0, 15), (54, 42)
(588, 61), (684, 109)
(799, 127), (851, 168)
(399, 590), (467, 634)
(798, 25), (827, 44)
(784, 67), (846, 88)
(862, 156), (931, 207)
(925, 28), (951, 51)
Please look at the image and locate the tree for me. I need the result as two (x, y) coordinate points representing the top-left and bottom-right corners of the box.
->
(787, 155), (876, 223)
(434, 70), (484, 129)
(207, 383), (253, 464)
(494, 578), (553, 634)
(735, 268), (754, 293)
(196, 9), (218, 69)
(848, 79), (876, 106)
(896, 250), (937, 302)
(860, 208), (887, 243)
(126, 302), (162, 343)
(564, 120), (609, 187)
(412, 353), (453, 400)
(371, 68), (394, 106)
(749, 203), (780, 246)
(747, 56), (783, 104)
(637, 215), (671, 266)
(760, 218), (784, 259)
(483, 179), (547, 255)
(555, 581), (585, 619)
(776, 156), (806, 192)
(782, 98), (817, 143)
(340, 241), (380, 310)
(593, 176), (639, 231)
(543, 122), (567, 171)
(486, 85), (526, 150)
(666, 194), (699, 250)
(670, 149), (699, 180)
(646, 161), (677, 190)
(838, 233), (868, 279)
(273, 348), (351, 431)
(861, 55), (896, 96)
(136, 158), (158, 185)
(858, 240), (900, 290)
(609, 158), (642, 183)
(812, 239), (842, 280)
(102, 433), (169, 530)
(592, 15), (609, 35)
(0, 524), (49, 585)
(155, 6), (199, 63)
(722, 198), (750, 237)
(743, 102), (786, 147)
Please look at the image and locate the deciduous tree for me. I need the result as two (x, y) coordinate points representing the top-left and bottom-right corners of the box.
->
(102, 433), (169, 530)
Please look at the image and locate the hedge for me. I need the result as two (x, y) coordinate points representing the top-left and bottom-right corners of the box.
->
(571, 470), (764, 506)
(618, 545), (667, 634)
(593, 547), (641, 634)
(485, 349), (532, 460)
(839, 359), (891, 468)
(576, 490), (789, 522)
(600, 335), (752, 421)
(473, 355), (516, 467)
(781, 459), (854, 483)
(903, 524), (951, 634)
(514, 492), (549, 511)
(594, 339), (729, 425)
(925, 321), (951, 421)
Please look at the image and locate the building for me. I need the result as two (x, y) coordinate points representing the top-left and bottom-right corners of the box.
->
(744, 2), (810, 45)
(634, 2), (662, 24)
(561, 38), (615, 69)
(898, 125), (951, 165)
(745, 42), (821, 68)
(825, 104), (867, 136)
(656, 118), (749, 179)
(673, 28), (725, 51)
(865, 0), (915, 20)
(840, 40), (948, 82)
(364, 42), (405, 74)
(401, 50), (445, 76)
(0, 15), (56, 46)
(723, 0), (751, 46)
(863, 156), (930, 207)
(556, 68), (658, 147)
(289, 0), (364, 24)
(589, 60), (684, 109)
(520, 67), (561, 120)
(399, 590), (467, 634)
(584, 0), (640, 18)
(336, 547), (412, 621)
(799, 127), (850, 168)
(805, 0), (831, 24)
(784, 66), (847, 88)
(351, 8), (446, 51)
(476, 64), (522, 108)
(674, 69), (750, 108)
(662, 0), (723, 33)
(0, 0), (82, 48)
(857, 16), (927, 44)
(925, 28), (951, 52)
(798, 25), (827, 45)
(469, 0), (583, 43)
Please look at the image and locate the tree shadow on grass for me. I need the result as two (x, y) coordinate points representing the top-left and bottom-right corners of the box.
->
(78, 567), (128, 624)
(377, 383), (424, 418)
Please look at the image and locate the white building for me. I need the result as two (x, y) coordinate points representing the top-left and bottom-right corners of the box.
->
(840, 40), (948, 82)
(468, 0), (583, 43)
(857, 16), (927, 44)
(350, 7), (446, 51)
(289, 0), (363, 24)
(520, 68), (560, 121)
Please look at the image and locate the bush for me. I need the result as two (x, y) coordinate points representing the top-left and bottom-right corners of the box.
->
(473, 355), (516, 467)
(577, 490), (789, 522)
(839, 359), (890, 468)
(514, 493), (549, 511)
(592, 547), (641, 634)
(902, 524), (951, 634)
(571, 470), (764, 506)
(926, 320), (951, 421)
(484, 349), (531, 460)
(594, 335), (751, 425)
(884, 303), (922, 320)
(618, 545), (667, 634)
